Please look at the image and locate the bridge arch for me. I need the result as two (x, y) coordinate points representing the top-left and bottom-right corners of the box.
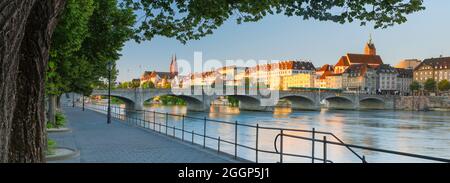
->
(323, 96), (354, 110)
(280, 95), (318, 111)
(143, 94), (207, 112)
(223, 95), (269, 111)
(359, 97), (385, 110)
(90, 93), (137, 111)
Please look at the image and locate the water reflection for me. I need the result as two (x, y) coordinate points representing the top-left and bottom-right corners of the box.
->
(87, 103), (450, 163)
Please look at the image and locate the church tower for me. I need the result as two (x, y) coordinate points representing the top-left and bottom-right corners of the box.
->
(364, 35), (376, 55)
(170, 54), (178, 76)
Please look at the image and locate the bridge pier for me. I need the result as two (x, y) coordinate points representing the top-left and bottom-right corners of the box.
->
(239, 104), (275, 112)
(290, 104), (321, 111)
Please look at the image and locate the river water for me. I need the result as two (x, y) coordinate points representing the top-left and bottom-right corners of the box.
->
(86, 103), (450, 163)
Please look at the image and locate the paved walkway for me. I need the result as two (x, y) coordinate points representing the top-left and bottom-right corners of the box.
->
(48, 107), (238, 163)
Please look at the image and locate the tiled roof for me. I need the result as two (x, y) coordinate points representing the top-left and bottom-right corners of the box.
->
(335, 56), (349, 67)
(376, 64), (397, 74)
(346, 53), (383, 65)
(142, 71), (176, 79)
(343, 64), (369, 77)
(317, 64), (334, 72)
(415, 57), (450, 70)
(395, 68), (413, 78)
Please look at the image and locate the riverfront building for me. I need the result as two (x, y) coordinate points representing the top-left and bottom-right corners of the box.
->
(414, 56), (450, 83)
(342, 64), (378, 92)
(376, 64), (398, 94)
(396, 68), (413, 94)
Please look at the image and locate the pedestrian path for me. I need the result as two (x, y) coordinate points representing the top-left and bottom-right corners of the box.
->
(48, 107), (238, 163)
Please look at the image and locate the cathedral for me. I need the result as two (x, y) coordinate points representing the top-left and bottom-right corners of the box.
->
(140, 54), (179, 88)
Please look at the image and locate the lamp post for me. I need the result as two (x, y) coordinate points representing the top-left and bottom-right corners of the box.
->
(107, 61), (113, 124)
(82, 95), (85, 111)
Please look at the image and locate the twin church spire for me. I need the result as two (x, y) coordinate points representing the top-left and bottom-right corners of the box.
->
(170, 54), (178, 75)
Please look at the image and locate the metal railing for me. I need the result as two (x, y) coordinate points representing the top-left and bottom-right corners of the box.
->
(79, 103), (450, 163)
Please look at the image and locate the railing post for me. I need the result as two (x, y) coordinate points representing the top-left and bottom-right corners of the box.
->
(218, 137), (221, 154)
(192, 130), (195, 144)
(143, 110), (146, 128)
(182, 115), (185, 141)
(280, 129), (284, 163)
(234, 120), (238, 159)
(203, 117), (207, 148)
(312, 128), (315, 163)
(159, 113), (161, 133)
(256, 124), (259, 163)
(323, 136), (327, 163)
(173, 125), (175, 137)
(165, 112), (168, 135)
(362, 155), (367, 163)
(153, 111), (156, 130)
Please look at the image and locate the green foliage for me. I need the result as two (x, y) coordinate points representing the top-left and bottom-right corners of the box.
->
(131, 80), (141, 88)
(117, 81), (140, 89)
(438, 80), (450, 91)
(141, 81), (155, 89)
(47, 139), (57, 156)
(47, 0), (96, 96)
(424, 78), (437, 91)
(111, 97), (125, 105)
(227, 96), (239, 107)
(410, 81), (421, 91)
(55, 112), (66, 127)
(156, 96), (186, 106)
(121, 0), (425, 44)
(47, 111), (67, 129)
(47, 0), (136, 97)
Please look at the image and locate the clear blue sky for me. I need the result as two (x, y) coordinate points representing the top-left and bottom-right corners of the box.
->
(117, 1), (450, 82)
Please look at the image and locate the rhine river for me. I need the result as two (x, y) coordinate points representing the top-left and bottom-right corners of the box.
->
(87, 103), (450, 163)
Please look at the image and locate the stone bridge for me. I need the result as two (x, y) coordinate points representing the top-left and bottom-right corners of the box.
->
(91, 88), (395, 112)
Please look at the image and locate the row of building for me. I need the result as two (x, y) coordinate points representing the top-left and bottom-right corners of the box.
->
(137, 38), (450, 94)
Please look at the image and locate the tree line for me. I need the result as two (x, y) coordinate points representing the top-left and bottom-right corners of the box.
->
(410, 79), (450, 95)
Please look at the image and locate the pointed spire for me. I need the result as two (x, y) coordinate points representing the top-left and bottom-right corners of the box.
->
(170, 53), (178, 76)
(364, 34), (376, 55)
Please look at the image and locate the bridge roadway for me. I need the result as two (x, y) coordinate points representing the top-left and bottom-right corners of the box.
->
(90, 88), (395, 112)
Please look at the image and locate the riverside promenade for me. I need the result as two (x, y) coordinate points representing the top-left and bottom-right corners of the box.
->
(48, 107), (239, 163)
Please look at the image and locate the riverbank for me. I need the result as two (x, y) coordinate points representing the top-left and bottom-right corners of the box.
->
(396, 96), (450, 111)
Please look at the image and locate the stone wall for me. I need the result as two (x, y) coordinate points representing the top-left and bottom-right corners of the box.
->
(395, 96), (450, 111)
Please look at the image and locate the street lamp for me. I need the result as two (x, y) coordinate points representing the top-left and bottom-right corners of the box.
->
(82, 95), (85, 111)
(107, 61), (113, 124)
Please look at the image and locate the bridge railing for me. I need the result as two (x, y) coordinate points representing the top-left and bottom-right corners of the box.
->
(78, 103), (450, 163)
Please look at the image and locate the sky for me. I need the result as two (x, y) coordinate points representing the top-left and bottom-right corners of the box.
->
(116, 1), (450, 82)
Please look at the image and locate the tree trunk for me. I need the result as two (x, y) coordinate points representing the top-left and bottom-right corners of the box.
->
(0, 0), (65, 163)
(0, 0), (37, 163)
(56, 95), (61, 110)
(48, 94), (57, 126)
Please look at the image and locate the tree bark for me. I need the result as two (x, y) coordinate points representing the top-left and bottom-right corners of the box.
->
(0, 0), (37, 163)
(0, 0), (65, 163)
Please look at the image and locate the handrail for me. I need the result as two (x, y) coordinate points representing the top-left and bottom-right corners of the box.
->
(277, 133), (450, 163)
(79, 103), (450, 163)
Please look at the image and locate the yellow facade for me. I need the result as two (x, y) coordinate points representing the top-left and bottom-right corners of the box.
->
(281, 73), (315, 90)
